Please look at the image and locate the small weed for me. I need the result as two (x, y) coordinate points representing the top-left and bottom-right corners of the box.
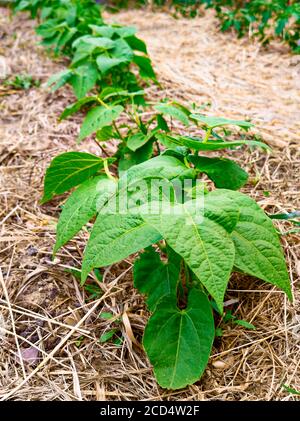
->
(4, 74), (40, 90)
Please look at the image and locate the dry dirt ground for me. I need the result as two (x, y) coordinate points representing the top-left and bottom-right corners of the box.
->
(0, 7), (300, 401)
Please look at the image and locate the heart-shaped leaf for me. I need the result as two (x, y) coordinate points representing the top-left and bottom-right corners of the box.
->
(142, 199), (236, 312)
(189, 155), (249, 190)
(143, 288), (215, 389)
(69, 63), (99, 99)
(227, 191), (292, 299)
(81, 215), (162, 283)
(79, 105), (123, 141)
(54, 176), (116, 253)
(154, 104), (190, 126)
(42, 152), (104, 203)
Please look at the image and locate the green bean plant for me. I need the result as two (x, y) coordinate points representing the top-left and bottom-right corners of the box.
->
(207, 0), (300, 53)
(110, 0), (300, 53)
(12, 0), (292, 389)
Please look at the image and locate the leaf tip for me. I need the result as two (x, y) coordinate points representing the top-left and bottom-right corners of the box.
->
(53, 242), (60, 256)
(285, 284), (293, 302)
(40, 194), (50, 205)
(80, 267), (88, 286)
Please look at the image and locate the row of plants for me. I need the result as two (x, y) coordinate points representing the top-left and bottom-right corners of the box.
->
(11, 0), (292, 390)
(111, 0), (300, 53)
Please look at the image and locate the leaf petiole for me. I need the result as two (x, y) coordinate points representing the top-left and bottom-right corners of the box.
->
(103, 159), (117, 182)
(203, 127), (212, 143)
(97, 96), (109, 109)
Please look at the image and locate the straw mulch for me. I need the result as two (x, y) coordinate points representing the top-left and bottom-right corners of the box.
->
(0, 7), (299, 401)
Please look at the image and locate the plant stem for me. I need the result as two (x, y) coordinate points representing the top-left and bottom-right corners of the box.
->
(94, 139), (109, 157)
(203, 127), (212, 143)
(155, 140), (161, 154)
(103, 159), (117, 182)
(113, 121), (123, 140)
(97, 96), (109, 109)
(183, 156), (190, 168)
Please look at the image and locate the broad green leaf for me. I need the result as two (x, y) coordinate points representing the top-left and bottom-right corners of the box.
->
(69, 63), (99, 99)
(42, 152), (104, 203)
(143, 288), (214, 389)
(126, 35), (147, 54)
(47, 69), (72, 91)
(189, 155), (249, 190)
(112, 38), (133, 60)
(54, 176), (116, 253)
(70, 49), (91, 67)
(134, 247), (181, 311)
(14, 0), (33, 13)
(170, 100), (192, 116)
(96, 55), (128, 74)
(119, 155), (196, 187)
(203, 189), (240, 233)
(162, 147), (189, 161)
(89, 25), (115, 39)
(228, 191), (292, 299)
(156, 133), (269, 151)
(41, 34), (61, 47)
(118, 141), (154, 173)
(96, 126), (115, 141)
(184, 181), (207, 201)
(36, 20), (64, 38)
(114, 26), (137, 38)
(107, 155), (192, 213)
(81, 215), (162, 283)
(72, 35), (115, 51)
(190, 114), (253, 130)
(133, 55), (156, 81)
(59, 96), (98, 120)
(127, 132), (151, 152)
(154, 104), (190, 126)
(79, 105), (123, 141)
(56, 27), (77, 50)
(142, 199), (236, 312)
(71, 37), (115, 67)
(156, 114), (169, 132)
(275, 18), (288, 35)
